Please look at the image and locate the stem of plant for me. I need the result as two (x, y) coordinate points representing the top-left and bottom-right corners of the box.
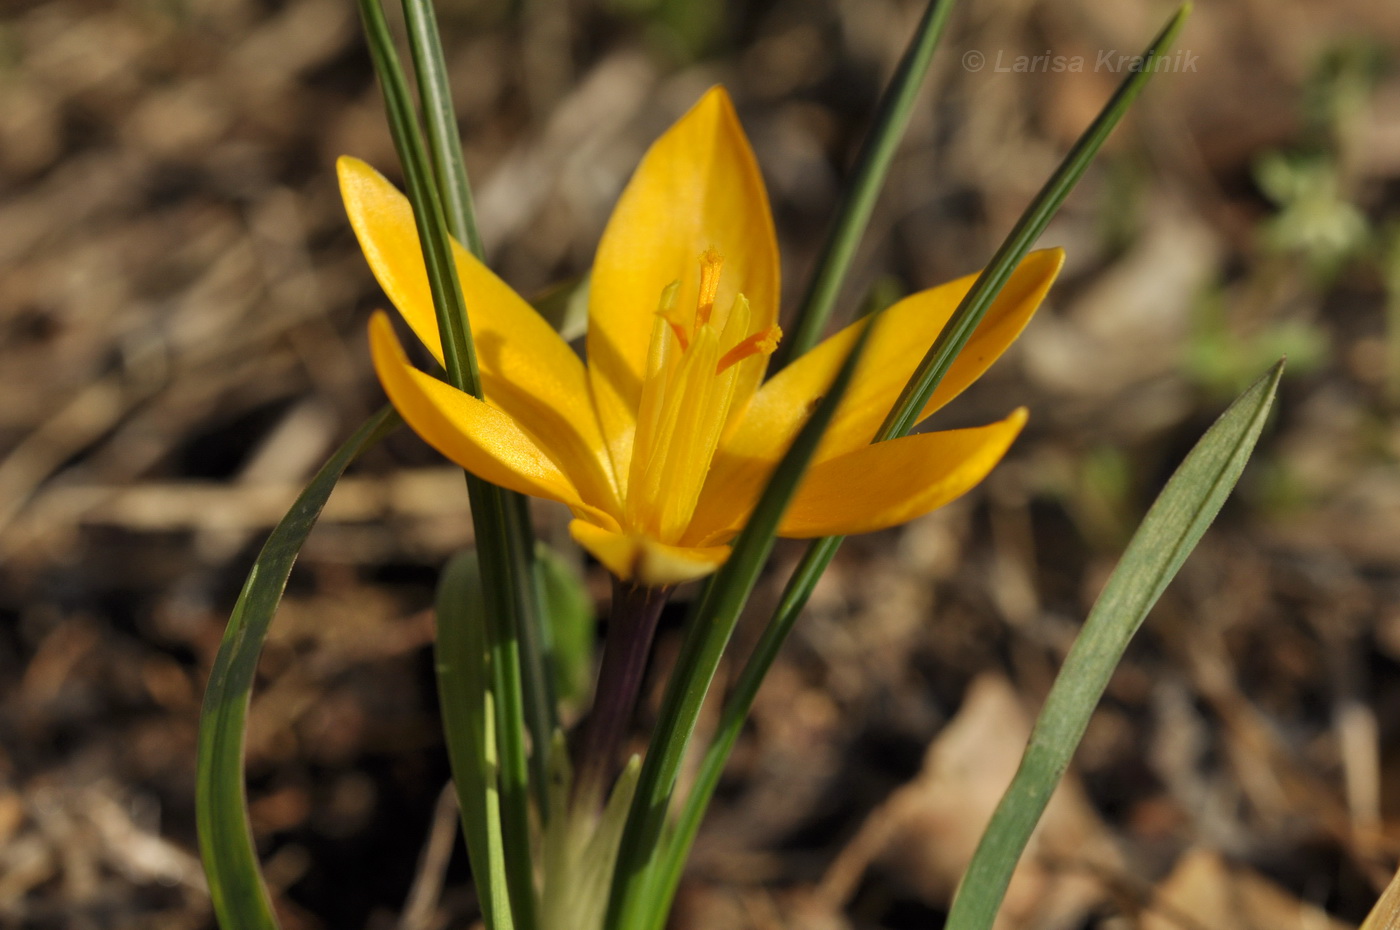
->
(574, 581), (671, 806)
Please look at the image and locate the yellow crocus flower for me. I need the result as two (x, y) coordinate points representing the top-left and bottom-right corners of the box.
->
(339, 87), (1063, 587)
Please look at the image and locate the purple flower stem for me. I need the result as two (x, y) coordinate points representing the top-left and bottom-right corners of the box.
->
(573, 578), (671, 805)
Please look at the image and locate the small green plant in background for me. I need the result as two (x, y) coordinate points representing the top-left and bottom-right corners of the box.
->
(189, 2), (1392, 930)
(1189, 40), (1395, 402)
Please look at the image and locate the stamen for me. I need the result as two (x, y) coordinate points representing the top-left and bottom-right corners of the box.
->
(653, 280), (688, 350)
(696, 249), (724, 327)
(717, 325), (782, 373)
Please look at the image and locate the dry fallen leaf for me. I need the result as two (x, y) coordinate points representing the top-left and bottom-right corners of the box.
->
(797, 673), (1119, 930)
(1360, 861), (1400, 930)
(1142, 848), (1352, 930)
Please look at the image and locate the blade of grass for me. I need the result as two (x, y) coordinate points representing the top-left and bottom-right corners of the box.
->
(436, 551), (516, 930)
(197, 405), (400, 930)
(400, 0), (556, 821)
(652, 5), (1193, 910)
(355, 1), (538, 923)
(605, 321), (881, 930)
(945, 360), (1282, 930)
(773, 0), (959, 369)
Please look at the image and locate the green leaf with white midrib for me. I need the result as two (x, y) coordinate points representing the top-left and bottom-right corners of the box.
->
(399, 0), (557, 820)
(355, 0), (538, 924)
(198, 405), (400, 930)
(944, 358), (1282, 930)
(399, 0), (482, 258)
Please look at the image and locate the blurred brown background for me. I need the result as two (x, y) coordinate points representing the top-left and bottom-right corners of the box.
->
(3, 0), (1400, 927)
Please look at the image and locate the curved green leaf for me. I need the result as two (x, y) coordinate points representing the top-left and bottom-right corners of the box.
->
(197, 405), (399, 930)
(945, 359), (1283, 930)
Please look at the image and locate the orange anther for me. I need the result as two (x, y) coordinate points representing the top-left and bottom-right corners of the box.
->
(717, 325), (782, 373)
(696, 249), (724, 327)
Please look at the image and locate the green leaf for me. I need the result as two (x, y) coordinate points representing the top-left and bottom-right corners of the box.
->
(355, 0), (541, 920)
(648, 535), (842, 923)
(354, 0), (479, 399)
(197, 405), (399, 930)
(945, 359), (1283, 930)
(605, 320), (881, 930)
(436, 551), (516, 930)
(773, 0), (959, 368)
(399, 0), (483, 258)
(400, 0), (561, 805)
(877, 3), (1191, 443)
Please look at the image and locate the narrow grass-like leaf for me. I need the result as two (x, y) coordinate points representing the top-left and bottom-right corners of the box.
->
(648, 534), (842, 922)
(355, 1), (538, 922)
(605, 322), (881, 930)
(198, 405), (399, 930)
(400, 0), (556, 819)
(945, 360), (1283, 930)
(773, 0), (959, 368)
(877, 4), (1190, 442)
(436, 551), (515, 930)
(400, 0), (482, 257)
(653, 6), (1193, 908)
(356, 0), (479, 396)
(400, 0), (559, 801)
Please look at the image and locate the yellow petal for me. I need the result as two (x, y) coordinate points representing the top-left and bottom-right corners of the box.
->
(569, 519), (731, 586)
(338, 157), (618, 507)
(778, 409), (1027, 538)
(686, 409), (1027, 545)
(713, 249), (1062, 480)
(370, 312), (618, 529)
(587, 87), (780, 491)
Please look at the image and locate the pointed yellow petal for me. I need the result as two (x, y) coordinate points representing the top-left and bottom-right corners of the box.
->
(370, 312), (617, 528)
(778, 409), (1027, 538)
(569, 520), (730, 586)
(338, 157), (619, 506)
(587, 87), (780, 489)
(686, 409), (1027, 545)
(713, 249), (1062, 480)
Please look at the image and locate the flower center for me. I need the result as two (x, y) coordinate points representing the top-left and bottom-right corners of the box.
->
(625, 250), (781, 543)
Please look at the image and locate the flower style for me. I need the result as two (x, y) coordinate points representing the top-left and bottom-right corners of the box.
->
(339, 87), (1063, 587)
